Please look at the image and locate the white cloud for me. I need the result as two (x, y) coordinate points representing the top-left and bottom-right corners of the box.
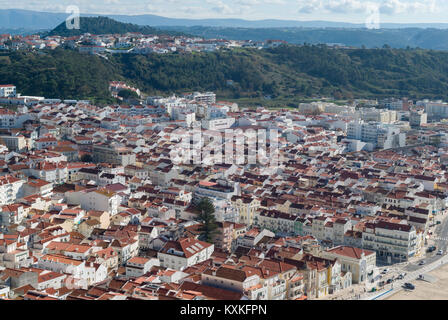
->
(379, 0), (437, 14)
(297, 0), (439, 15)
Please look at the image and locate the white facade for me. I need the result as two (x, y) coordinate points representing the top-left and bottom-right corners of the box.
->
(0, 85), (16, 98)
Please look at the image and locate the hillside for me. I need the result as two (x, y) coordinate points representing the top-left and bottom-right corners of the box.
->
(47, 16), (184, 37)
(161, 26), (448, 50)
(1, 46), (448, 104)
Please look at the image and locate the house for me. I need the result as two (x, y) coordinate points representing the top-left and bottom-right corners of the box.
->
(202, 266), (265, 299)
(110, 239), (139, 266)
(158, 237), (214, 271)
(125, 256), (159, 278)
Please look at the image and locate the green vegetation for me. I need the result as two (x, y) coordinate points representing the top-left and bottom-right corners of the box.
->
(47, 16), (185, 37)
(81, 154), (93, 162)
(2, 45), (448, 105)
(196, 197), (220, 243)
(117, 89), (139, 99)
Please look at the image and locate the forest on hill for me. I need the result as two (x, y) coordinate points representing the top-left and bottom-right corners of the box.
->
(1, 45), (448, 104)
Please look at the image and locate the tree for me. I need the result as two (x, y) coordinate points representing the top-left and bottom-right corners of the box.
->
(196, 197), (220, 243)
(81, 154), (93, 163)
(117, 89), (139, 100)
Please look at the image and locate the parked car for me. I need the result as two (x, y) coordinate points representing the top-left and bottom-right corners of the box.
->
(427, 246), (436, 253)
(403, 283), (415, 290)
(397, 274), (404, 280)
(387, 278), (393, 284)
(438, 249), (444, 255)
(419, 260), (426, 265)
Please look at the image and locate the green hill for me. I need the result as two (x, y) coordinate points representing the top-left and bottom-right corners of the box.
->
(2, 45), (448, 105)
(47, 16), (183, 37)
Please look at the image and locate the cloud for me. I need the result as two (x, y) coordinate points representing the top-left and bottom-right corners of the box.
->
(297, 0), (439, 15)
(379, 0), (437, 14)
(206, 0), (251, 15)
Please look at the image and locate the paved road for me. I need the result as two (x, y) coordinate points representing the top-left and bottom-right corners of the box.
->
(360, 212), (448, 300)
(405, 217), (448, 272)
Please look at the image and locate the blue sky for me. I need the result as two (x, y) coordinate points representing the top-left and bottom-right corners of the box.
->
(2, 0), (447, 23)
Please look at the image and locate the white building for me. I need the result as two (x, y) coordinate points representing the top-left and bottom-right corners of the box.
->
(0, 175), (25, 206)
(125, 256), (160, 278)
(65, 188), (121, 216)
(158, 237), (214, 271)
(186, 92), (216, 105)
(202, 117), (236, 130)
(322, 246), (376, 284)
(0, 85), (16, 98)
(362, 220), (418, 264)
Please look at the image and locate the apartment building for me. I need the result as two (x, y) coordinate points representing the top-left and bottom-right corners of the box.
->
(347, 121), (405, 150)
(254, 210), (298, 236)
(231, 196), (260, 226)
(92, 144), (136, 166)
(186, 92), (216, 105)
(409, 110), (428, 127)
(0, 176), (25, 206)
(362, 220), (418, 264)
(0, 135), (27, 151)
(0, 85), (16, 98)
(65, 188), (121, 216)
(211, 221), (233, 252)
(420, 101), (448, 120)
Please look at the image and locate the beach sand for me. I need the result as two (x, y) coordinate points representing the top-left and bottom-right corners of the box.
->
(386, 264), (448, 300)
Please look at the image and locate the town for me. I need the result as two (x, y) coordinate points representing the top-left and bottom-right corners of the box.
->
(0, 32), (287, 55)
(0, 82), (448, 301)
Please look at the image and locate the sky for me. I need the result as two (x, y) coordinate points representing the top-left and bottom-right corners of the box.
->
(1, 0), (448, 23)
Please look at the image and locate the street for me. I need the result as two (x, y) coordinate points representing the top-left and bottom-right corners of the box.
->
(359, 210), (448, 300)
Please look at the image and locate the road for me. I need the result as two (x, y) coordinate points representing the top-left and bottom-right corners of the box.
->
(360, 211), (448, 300)
(405, 217), (448, 272)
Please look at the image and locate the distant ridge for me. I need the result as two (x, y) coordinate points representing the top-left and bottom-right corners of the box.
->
(3, 9), (448, 49)
(2, 9), (448, 30)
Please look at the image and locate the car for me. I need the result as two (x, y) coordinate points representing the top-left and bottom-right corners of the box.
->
(419, 260), (426, 265)
(397, 274), (403, 280)
(438, 250), (444, 255)
(387, 278), (393, 284)
(427, 246), (436, 253)
(418, 274), (424, 280)
(403, 283), (415, 290)
(379, 281), (385, 287)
